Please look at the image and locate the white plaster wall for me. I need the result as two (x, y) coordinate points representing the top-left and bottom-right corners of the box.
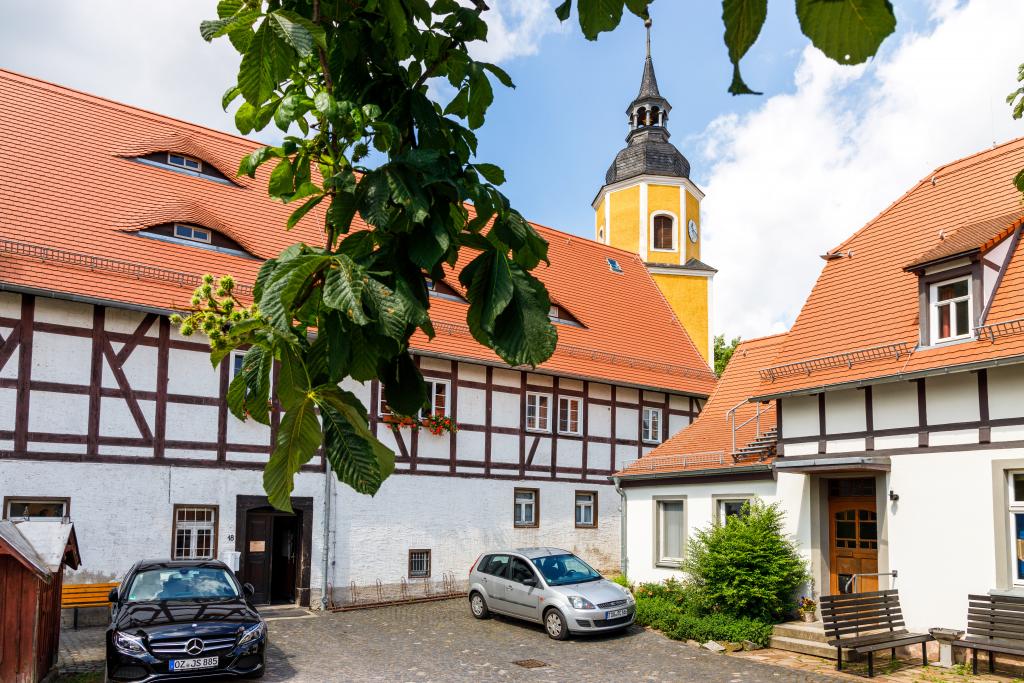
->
(331, 475), (621, 587)
(623, 473), (811, 585)
(926, 373), (979, 425)
(989, 364), (1024, 420)
(825, 389), (866, 434)
(873, 381), (918, 430)
(886, 448), (1024, 631)
(783, 395), (819, 438)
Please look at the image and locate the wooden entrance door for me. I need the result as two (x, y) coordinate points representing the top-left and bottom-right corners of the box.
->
(243, 511), (273, 604)
(829, 497), (879, 594)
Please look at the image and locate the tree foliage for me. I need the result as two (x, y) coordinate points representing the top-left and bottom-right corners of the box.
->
(555, 0), (897, 95)
(1010, 63), (1024, 194)
(185, 0), (558, 511)
(713, 334), (741, 377)
(682, 500), (808, 622)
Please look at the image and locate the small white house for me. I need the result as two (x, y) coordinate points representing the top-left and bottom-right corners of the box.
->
(616, 136), (1024, 636)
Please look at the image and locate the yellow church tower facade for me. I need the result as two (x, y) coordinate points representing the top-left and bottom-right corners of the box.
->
(592, 24), (715, 366)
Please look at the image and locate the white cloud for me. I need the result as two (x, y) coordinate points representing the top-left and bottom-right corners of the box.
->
(468, 0), (562, 64)
(699, 0), (1024, 341)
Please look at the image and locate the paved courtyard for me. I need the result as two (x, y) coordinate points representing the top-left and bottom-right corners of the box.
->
(61, 598), (842, 682)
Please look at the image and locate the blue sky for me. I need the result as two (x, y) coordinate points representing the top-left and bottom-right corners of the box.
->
(1, 0), (1021, 340)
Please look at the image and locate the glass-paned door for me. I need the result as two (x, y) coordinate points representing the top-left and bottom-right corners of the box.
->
(829, 499), (878, 594)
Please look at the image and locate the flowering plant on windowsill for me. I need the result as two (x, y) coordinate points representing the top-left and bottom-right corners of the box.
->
(383, 414), (458, 436)
(798, 595), (817, 613)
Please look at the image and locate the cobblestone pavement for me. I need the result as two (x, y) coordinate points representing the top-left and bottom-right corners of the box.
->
(60, 599), (848, 682)
(58, 626), (106, 675)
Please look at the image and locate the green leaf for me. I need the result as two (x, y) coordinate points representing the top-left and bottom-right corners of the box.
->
(554, 0), (572, 21)
(1014, 168), (1024, 194)
(234, 102), (257, 134)
(576, 0), (626, 40)
(268, 9), (324, 57)
(460, 249), (514, 338)
(264, 396), (322, 512)
(313, 91), (339, 118)
(268, 157), (294, 198)
(259, 254), (332, 330)
(323, 256), (370, 324)
(238, 146), (278, 177)
(481, 63), (515, 89)
(795, 0), (896, 65)
(473, 163), (506, 185)
(277, 345), (310, 411)
(221, 85), (241, 111)
(379, 352), (427, 416)
(317, 387), (395, 495)
(228, 345), (273, 424)
(722, 0), (767, 96)
(286, 193), (325, 229)
(238, 21), (292, 106)
(490, 265), (558, 367)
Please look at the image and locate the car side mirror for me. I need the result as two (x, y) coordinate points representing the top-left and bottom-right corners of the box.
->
(243, 582), (255, 598)
(522, 577), (537, 587)
(107, 587), (118, 603)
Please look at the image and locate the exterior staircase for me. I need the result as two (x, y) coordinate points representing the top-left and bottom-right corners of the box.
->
(732, 427), (778, 462)
(770, 620), (839, 660)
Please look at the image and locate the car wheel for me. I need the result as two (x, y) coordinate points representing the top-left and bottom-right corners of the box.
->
(544, 608), (570, 640)
(469, 591), (490, 619)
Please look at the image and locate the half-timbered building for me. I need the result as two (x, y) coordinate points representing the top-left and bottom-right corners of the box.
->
(615, 136), (1024, 636)
(0, 70), (716, 607)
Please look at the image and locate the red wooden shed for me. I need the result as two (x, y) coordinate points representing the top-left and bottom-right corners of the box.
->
(0, 519), (81, 683)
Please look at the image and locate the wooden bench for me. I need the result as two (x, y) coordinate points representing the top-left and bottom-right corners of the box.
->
(61, 581), (118, 629)
(821, 589), (933, 677)
(954, 593), (1024, 675)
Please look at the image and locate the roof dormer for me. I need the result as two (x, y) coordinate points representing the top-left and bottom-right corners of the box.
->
(136, 222), (255, 258)
(131, 151), (235, 185)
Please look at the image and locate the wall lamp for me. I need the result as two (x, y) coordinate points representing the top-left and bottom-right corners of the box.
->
(888, 490), (899, 502)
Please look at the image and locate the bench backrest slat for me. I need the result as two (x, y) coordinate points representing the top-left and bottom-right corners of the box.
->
(821, 590), (903, 640)
(60, 582), (119, 608)
(964, 594), (1024, 643)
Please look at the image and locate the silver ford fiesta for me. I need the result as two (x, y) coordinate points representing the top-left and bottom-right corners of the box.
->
(467, 547), (635, 640)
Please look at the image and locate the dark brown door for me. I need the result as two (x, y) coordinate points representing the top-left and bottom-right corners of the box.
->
(243, 511), (273, 604)
(829, 497), (879, 594)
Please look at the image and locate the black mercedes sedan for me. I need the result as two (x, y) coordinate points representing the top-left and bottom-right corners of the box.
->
(105, 559), (267, 682)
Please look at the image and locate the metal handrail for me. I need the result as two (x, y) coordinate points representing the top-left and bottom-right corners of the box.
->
(726, 399), (764, 456)
(843, 569), (898, 594)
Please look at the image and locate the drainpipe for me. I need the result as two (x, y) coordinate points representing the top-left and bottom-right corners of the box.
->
(612, 475), (627, 579)
(320, 468), (333, 610)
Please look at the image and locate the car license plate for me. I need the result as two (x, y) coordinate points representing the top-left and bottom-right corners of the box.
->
(605, 608), (629, 619)
(170, 657), (219, 671)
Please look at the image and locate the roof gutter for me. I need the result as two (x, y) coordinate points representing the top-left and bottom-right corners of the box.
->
(616, 463), (773, 483)
(0, 282), (177, 317)
(750, 352), (1024, 402)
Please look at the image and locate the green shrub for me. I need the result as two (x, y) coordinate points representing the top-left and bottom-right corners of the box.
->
(634, 577), (693, 606)
(682, 499), (808, 622)
(634, 595), (774, 646)
(610, 574), (631, 589)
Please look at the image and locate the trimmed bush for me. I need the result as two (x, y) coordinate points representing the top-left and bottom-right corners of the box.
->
(634, 595), (773, 646)
(682, 499), (808, 622)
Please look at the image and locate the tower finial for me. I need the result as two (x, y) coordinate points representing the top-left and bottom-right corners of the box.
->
(644, 17), (652, 59)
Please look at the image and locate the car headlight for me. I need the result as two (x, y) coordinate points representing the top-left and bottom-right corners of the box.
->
(113, 630), (146, 655)
(238, 621), (266, 646)
(568, 596), (596, 610)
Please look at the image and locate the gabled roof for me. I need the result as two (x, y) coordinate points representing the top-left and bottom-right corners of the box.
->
(0, 69), (716, 396)
(0, 520), (80, 580)
(616, 334), (784, 479)
(752, 137), (1024, 399)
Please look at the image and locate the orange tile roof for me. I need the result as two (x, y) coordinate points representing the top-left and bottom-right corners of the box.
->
(616, 334), (784, 478)
(752, 137), (1024, 399)
(0, 69), (715, 396)
(904, 211), (1024, 270)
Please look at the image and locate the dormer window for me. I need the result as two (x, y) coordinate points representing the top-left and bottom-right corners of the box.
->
(930, 276), (972, 342)
(424, 277), (466, 303)
(174, 223), (212, 244)
(548, 304), (584, 328)
(167, 153), (202, 172)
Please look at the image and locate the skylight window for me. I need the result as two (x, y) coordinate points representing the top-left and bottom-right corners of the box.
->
(607, 257), (623, 274)
(167, 153), (202, 172)
(174, 224), (212, 244)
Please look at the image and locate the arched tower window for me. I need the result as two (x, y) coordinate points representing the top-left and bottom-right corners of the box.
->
(636, 107), (647, 128)
(652, 214), (675, 251)
(650, 106), (660, 127)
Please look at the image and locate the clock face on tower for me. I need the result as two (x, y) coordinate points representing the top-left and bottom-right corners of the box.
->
(687, 219), (698, 243)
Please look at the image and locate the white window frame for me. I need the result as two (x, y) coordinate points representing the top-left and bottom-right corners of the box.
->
(716, 497), (751, 524)
(421, 378), (450, 418)
(4, 497), (69, 520)
(230, 350), (246, 380)
(172, 505), (217, 560)
(642, 406), (662, 444)
(649, 212), (678, 252)
(167, 153), (202, 172)
(526, 392), (551, 432)
(654, 497), (686, 567)
(514, 488), (538, 528)
(1008, 472), (1024, 586)
(377, 389), (391, 417)
(557, 396), (582, 435)
(173, 223), (212, 244)
(575, 491), (597, 528)
(929, 275), (972, 343)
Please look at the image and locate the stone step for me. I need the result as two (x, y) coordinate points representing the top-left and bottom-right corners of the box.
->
(772, 621), (829, 643)
(769, 635), (839, 660)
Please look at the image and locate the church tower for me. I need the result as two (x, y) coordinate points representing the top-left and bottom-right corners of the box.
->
(592, 20), (715, 365)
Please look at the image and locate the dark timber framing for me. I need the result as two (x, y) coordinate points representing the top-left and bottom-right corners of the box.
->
(0, 293), (705, 484)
